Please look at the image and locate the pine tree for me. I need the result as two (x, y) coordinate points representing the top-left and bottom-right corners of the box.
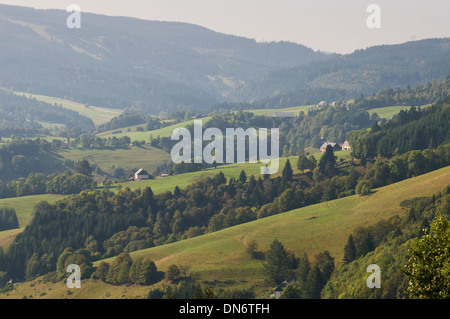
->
(303, 265), (324, 299)
(343, 234), (357, 263)
(318, 145), (336, 177)
(296, 252), (311, 286)
(282, 159), (293, 183)
(239, 169), (247, 184)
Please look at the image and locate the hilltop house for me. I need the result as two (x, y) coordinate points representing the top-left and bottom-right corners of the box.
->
(134, 168), (150, 181)
(342, 140), (352, 151)
(315, 101), (327, 108)
(320, 142), (341, 153)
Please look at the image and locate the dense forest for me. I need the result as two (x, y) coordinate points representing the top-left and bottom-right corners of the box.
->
(348, 95), (450, 160)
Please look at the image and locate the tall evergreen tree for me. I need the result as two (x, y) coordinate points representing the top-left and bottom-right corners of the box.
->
(296, 252), (311, 286)
(343, 234), (357, 263)
(318, 145), (336, 177)
(304, 265), (324, 299)
(282, 159), (293, 183)
(239, 169), (247, 184)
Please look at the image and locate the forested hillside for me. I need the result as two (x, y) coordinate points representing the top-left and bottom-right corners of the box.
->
(0, 4), (328, 115)
(348, 95), (450, 159)
(242, 39), (450, 106)
(0, 5), (449, 115)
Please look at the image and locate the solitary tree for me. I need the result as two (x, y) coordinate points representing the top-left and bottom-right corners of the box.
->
(239, 169), (247, 184)
(166, 264), (181, 283)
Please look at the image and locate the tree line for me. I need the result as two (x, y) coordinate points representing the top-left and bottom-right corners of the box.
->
(352, 77), (450, 110)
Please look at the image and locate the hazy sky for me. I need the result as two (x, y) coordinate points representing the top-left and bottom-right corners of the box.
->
(0, 0), (449, 53)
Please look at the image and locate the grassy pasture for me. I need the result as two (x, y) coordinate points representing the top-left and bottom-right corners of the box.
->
(55, 144), (171, 176)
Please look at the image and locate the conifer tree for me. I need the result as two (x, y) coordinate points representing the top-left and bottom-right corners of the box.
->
(282, 159), (293, 183)
(343, 234), (357, 263)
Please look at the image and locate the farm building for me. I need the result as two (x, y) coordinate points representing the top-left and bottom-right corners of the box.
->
(320, 142), (341, 153)
(270, 278), (297, 299)
(134, 168), (150, 181)
(158, 169), (170, 177)
(342, 140), (352, 151)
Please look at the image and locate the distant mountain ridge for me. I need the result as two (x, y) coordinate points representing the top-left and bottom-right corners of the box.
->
(0, 4), (329, 114)
(245, 38), (450, 104)
(0, 4), (449, 115)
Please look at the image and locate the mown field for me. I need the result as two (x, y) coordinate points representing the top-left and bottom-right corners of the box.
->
(3, 165), (449, 299)
(54, 144), (171, 176)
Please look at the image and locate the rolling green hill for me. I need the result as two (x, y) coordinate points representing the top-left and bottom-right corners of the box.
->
(3, 165), (449, 299)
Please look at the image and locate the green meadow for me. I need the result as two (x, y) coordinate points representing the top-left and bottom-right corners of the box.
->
(97, 116), (212, 142)
(11, 90), (122, 126)
(368, 104), (431, 120)
(54, 144), (171, 176)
